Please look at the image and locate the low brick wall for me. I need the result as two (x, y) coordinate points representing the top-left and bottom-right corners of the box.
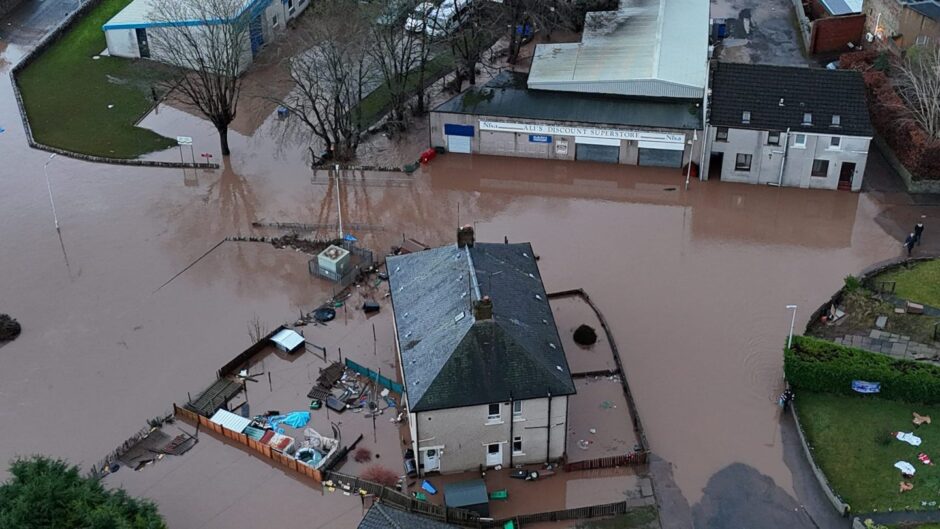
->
(9, 0), (219, 170)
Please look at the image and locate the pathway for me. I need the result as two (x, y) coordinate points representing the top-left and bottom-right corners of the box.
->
(835, 331), (940, 361)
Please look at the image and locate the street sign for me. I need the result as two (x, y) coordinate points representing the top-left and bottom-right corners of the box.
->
(201, 153), (213, 159)
(176, 136), (193, 145)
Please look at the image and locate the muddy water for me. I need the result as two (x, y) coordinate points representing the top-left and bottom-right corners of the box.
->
(0, 8), (904, 527)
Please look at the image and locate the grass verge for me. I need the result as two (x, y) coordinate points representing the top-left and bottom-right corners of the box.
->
(16, 0), (177, 158)
(798, 391), (940, 512)
(876, 261), (940, 309)
(573, 506), (658, 529)
(355, 51), (455, 129)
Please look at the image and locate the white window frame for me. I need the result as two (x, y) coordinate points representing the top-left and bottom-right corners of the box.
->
(486, 403), (502, 423)
(792, 134), (807, 148)
(512, 436), (523, 455)
(512, 400), (522, 417)
(767, 131), (780, 146)
(916, 35), (930, 46)
(272, 14), (279, 28)
(829, 136), (842, 150)
(715, 127), (729, 142)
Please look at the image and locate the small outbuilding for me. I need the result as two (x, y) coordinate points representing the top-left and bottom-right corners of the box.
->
(270, 328), (305, 353)
(443, 479), (490, 518)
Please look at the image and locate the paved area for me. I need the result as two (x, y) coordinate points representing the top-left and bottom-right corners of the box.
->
(710, 0), (811, 65)
(835, 331), (940, 360)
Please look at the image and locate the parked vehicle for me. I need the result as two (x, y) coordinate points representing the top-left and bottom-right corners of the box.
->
(405, 2), (438, 33)
(424, 0), (471, 36)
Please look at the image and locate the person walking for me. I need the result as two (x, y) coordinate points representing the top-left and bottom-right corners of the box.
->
(904, 232), (916, 257)
(914, 220), (925, 246)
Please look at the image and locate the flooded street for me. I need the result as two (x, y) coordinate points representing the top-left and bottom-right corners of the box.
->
(0, 4), (914, 528)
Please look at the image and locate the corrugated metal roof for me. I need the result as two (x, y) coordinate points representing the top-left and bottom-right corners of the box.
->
(209, 409), (251, 433)
(528, 0), (708, 98)
(820, 0), (862, 15)
(271, 328), (305, 351)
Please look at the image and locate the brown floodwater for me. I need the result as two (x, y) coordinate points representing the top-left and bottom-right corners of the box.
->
(0, 11), (906, 527)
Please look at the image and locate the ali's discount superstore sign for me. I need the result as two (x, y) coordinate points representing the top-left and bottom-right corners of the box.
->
(479, 120), (686, 148)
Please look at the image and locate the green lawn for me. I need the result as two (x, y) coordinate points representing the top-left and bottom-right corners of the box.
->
(798, 391), (940, 512)
(17, 0), (177, 158)
(356, 52), (455, 129)
(574, 507), (658, 529)
(886, 524), (940, 528)
(876, 261), (940, 308)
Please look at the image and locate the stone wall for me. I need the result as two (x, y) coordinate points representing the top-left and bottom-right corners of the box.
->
(9, 0), (219, 169)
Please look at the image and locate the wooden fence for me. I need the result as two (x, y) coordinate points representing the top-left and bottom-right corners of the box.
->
(563, 451), (648, 472)
(497, 500), (630, 526)
(173, 404), (324, 483)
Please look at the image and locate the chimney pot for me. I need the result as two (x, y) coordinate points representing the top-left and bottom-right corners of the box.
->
(473, 295), (493, 320)
(457, 225), (475, 248)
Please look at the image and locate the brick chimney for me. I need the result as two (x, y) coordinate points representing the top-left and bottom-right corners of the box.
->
(473, 296), (493, 321)
(457, 225), (475, 248)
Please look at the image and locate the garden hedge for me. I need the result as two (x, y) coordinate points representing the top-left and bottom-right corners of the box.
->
(785, 335), (940, 403)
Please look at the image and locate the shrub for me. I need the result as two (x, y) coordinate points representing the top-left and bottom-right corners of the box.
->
(844, 275), (862, 292)
(573, 324), (598, 346)
(785, 335), (940, 403)
(353, 447), (372, 463)
(0, 314), (21, 341)
(361, 465), (398, 487)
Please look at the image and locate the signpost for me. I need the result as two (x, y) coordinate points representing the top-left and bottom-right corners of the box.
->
(176, 136), (195, 165)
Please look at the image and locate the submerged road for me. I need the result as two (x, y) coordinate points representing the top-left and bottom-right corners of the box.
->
(2, 3), (939, 528)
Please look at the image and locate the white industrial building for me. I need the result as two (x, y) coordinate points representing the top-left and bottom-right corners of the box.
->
(102, 0), (309, 72)
(429, 0), (710, 168)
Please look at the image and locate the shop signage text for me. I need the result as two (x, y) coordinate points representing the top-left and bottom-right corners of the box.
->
(480, 120), (685, 143)
(529, 134), (552, 143)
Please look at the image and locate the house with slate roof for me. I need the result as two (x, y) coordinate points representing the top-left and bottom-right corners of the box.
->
(704, 62), (873, 191)
(357, 504), (459, 529)
(387, 227), (575, 475)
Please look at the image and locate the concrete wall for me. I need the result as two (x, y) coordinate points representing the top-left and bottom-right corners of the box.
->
(105, 28), (141, 59)
(706, 126), (871, 191)
(811, 14), (867, 52)
(429, 111), (704, 169)
(413, 396), (569, 474)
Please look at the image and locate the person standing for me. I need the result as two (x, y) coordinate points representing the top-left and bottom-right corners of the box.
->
(914, 220), (925, 246)
(904, 232), (916, 257)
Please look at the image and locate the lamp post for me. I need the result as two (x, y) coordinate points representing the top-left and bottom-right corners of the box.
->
(43, 153), (60, 231)
(786, 304), (798, 349)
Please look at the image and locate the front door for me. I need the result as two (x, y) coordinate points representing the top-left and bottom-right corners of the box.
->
(838, 162), (856, 190)
(485, 443), (503, 467)
(135, 28), (150, 58)
(708, 152), (724, 180)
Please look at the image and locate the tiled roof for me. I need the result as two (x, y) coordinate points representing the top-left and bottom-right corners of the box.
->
(710, 62), (873, 137)
(357, 504), (459, 529)
(907, 0), (940, 21)
(387, 242), (575, 413)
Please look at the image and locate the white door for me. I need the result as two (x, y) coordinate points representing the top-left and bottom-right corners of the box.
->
(485, 443), (502, 467)
(447, 135), (471, 154)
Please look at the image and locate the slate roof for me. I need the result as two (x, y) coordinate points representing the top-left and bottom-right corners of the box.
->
(907, 0), (940, 21)
(357, 504), (459, 529)
(710, 63), (873, 137)
(433, 72), (703, 130)
(387, 242), (575, 413)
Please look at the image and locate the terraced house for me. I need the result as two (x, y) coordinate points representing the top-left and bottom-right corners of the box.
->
(387, 227), (575, 475)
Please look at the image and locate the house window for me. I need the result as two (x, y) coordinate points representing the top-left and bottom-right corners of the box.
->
(512, 436), (523, 454)
(829, 136), (842, 149)
(272, 14), (278, 28)
(793, 134), (807, 148)
(812, 159), (830, 177)
(916, 35), (930, 46)
(512, 401), (522, 417)
(767, 131), (780, 145)
(715, 127), (729, 142)
(802, 113), (813, 126)
(742, 111), (751, 124)
(488, 443), (500, 454)
(735, 153), (752, 171)
(288, 0), (295, 14)
(831, 115), (841, 127)
(487, 403), (501, 421)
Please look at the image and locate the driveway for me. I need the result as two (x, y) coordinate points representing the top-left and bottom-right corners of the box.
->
(710, 0), (812, 66)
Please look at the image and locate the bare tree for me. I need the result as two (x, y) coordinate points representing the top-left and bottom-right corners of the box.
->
(896, 45), (940, 140)
(273, 0), (373, 163)
(368, 8), (423, 127)
(449, 1), (502, 86)
(247, 313), (267, 344)
(148, 0), (249, 156)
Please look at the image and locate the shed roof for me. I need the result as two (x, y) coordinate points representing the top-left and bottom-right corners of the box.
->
(209, 408), (251, 433)
(387, 242), (575, 413)
(527, 0), (709, 98)
(710, 62), (873, 137)
(357, 504), (459, 529)
(270, 328), (305, 352)
(444, 479), (488, 508)
(102, 0), (269, 30)
(819, 0), (862, 14)
(433, 72), (702, 130)
(906, 0), (940, 21)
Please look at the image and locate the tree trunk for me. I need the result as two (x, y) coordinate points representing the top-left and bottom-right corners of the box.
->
(217, 124), (231, 156)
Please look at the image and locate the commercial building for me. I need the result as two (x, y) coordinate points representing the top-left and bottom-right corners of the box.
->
(704, 63), (873, 191)
(387, 227), (575, 475)
(102, 0), (309, 72)
(429, 0), (709, 168)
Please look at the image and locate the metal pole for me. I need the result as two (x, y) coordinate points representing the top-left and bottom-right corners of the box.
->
(179, 145), (185, 165)
(787, 305), (798, 349)
(43, 154), (60, 231)
(335, 164), (343, 240)
(190, 144), (196, 165)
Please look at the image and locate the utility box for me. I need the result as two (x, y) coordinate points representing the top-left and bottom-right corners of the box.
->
(317, 245), (350, 278)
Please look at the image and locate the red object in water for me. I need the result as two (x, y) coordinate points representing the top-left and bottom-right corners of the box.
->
(419, 148), (437, 164)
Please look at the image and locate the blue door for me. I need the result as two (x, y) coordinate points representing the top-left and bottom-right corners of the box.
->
(249, 15), (264, 56)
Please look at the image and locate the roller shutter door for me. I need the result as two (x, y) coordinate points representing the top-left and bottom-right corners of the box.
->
(638, 140), (684, 168)
(447, 135), (471, 153)
(575, 143), (620, 163)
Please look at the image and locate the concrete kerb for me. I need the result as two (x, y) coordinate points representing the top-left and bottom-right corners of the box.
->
(8, 0), (220, 170)
(790, 403), (852, 517)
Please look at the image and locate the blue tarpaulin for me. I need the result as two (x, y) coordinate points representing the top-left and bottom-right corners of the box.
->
(268, 411), (310, 433)
(852, 380), (881, 393)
